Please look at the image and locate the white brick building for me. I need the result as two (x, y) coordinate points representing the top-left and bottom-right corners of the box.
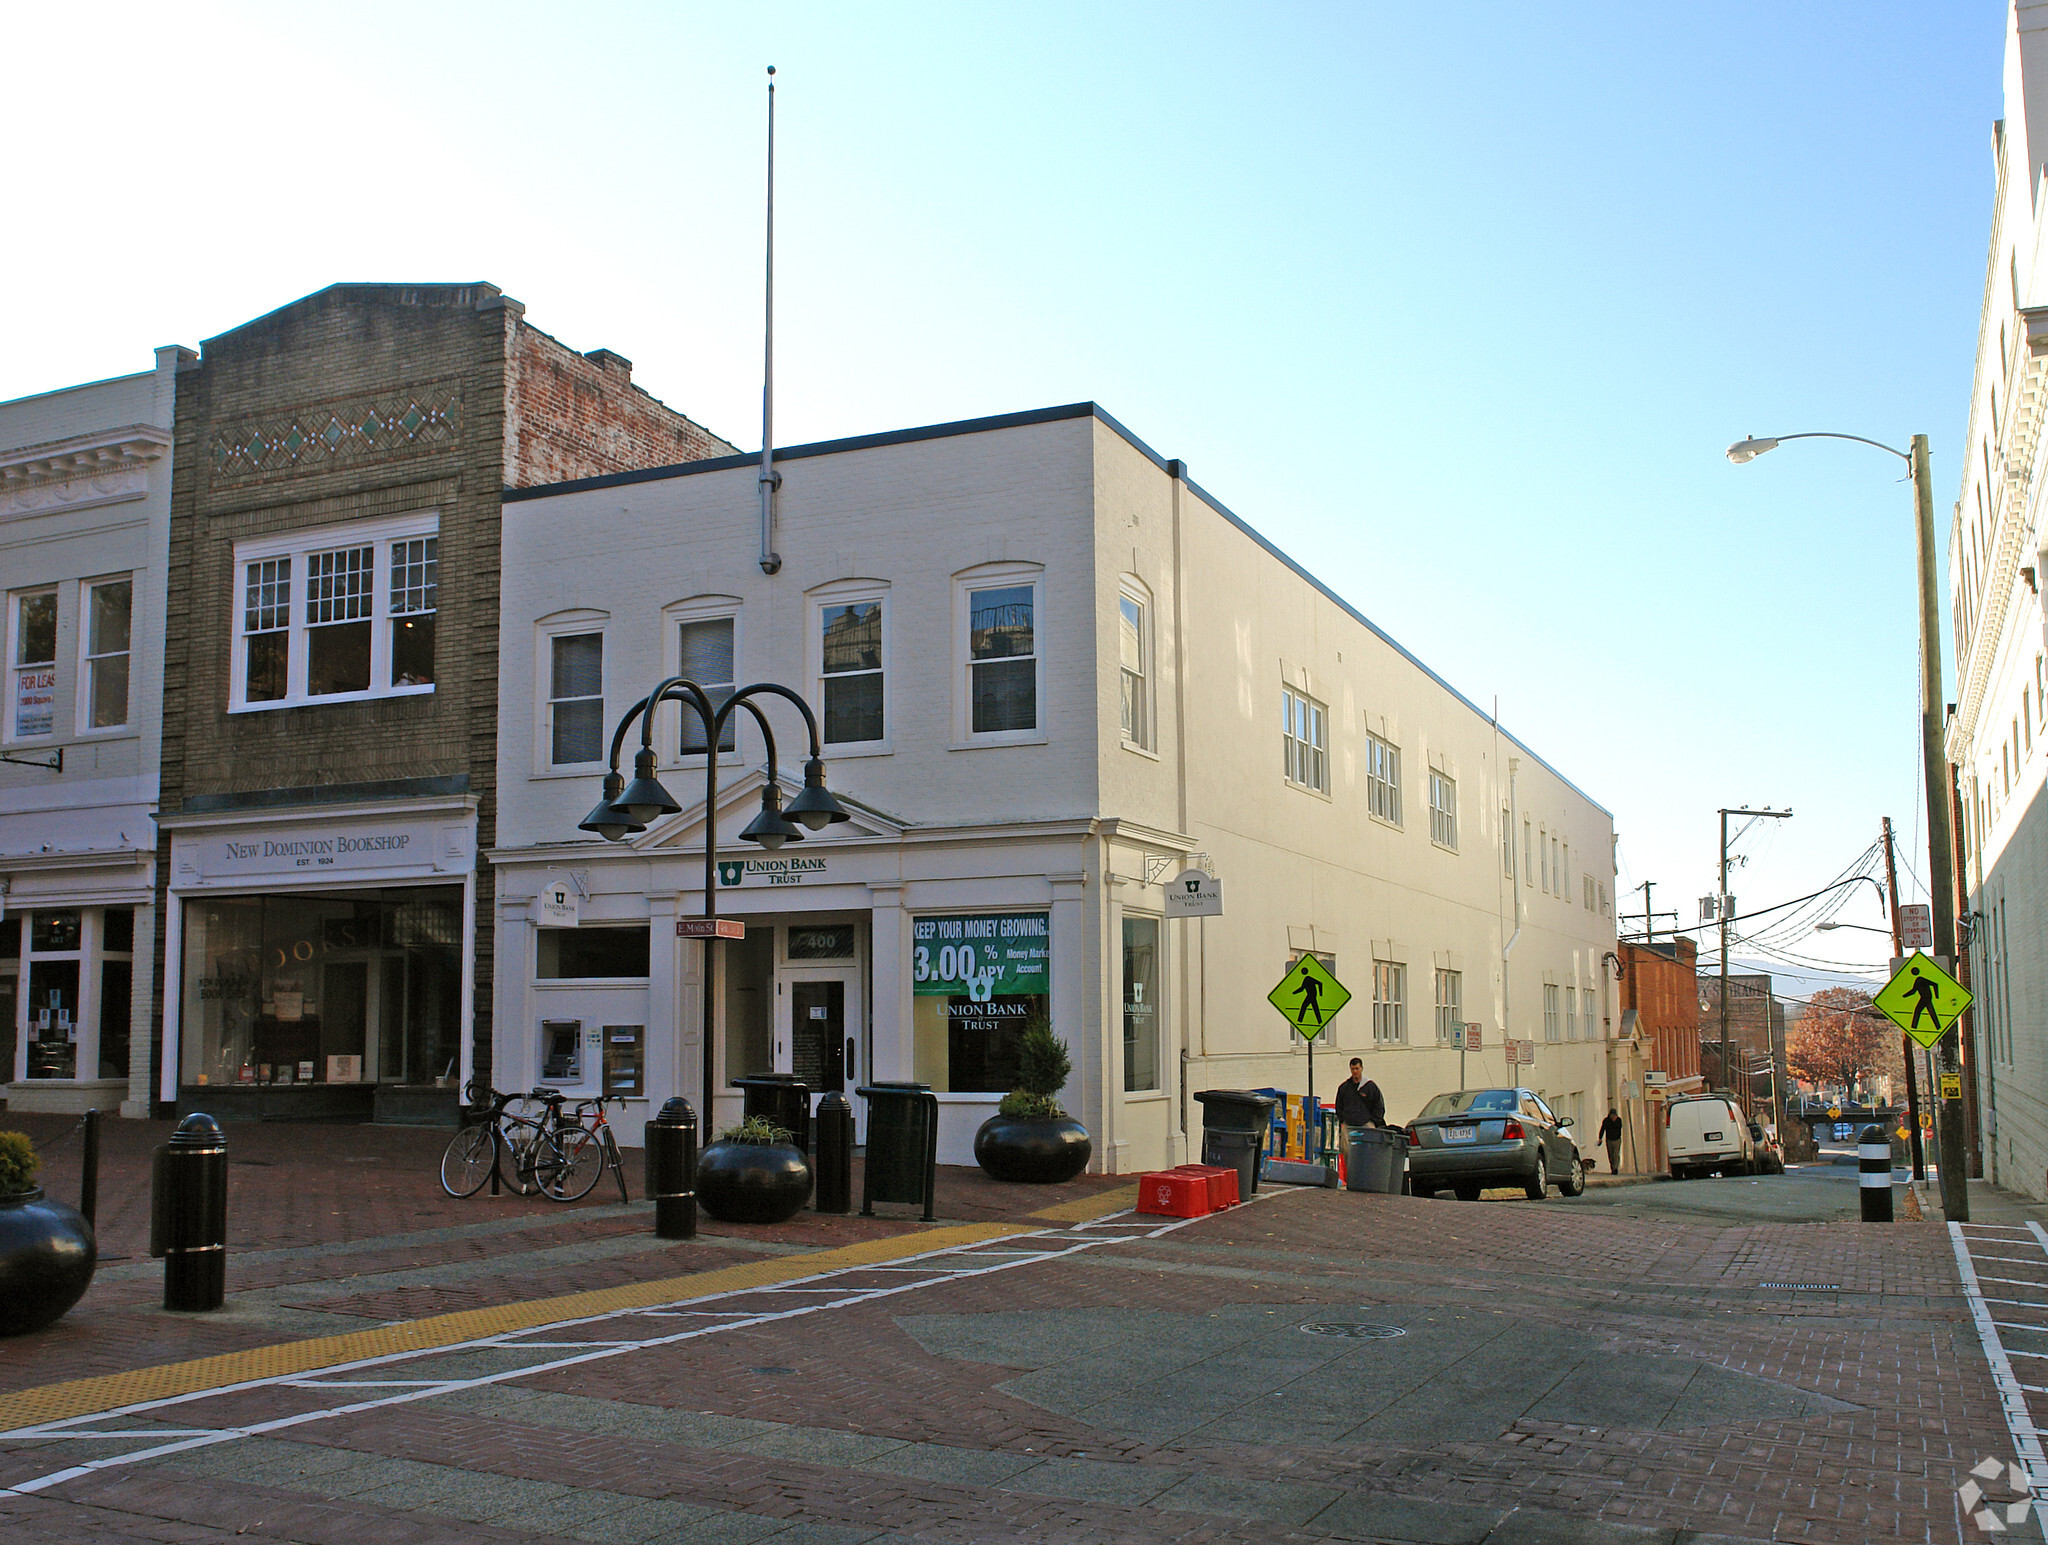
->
(1, 349), (184, 1115)
(492, 404), (1619, 1170)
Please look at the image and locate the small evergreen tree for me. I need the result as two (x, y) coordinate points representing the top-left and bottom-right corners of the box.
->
(0, 1132), (38, 1194)
(1000, 1023), (1073, 1119)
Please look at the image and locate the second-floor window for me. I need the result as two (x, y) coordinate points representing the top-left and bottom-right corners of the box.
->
(821, 600), (884, 745)
(1435, 968), (1462, 1043)
(1429, 770), (1456, 848)
(1283, 687), (1327, 793)
(969, 584), (1037, 733)
(8, 589), (57, 739)
(83, 578), (132, 730)
(1119, 593), (1149, 749)
(1366, 733), (1401, 823)
(677, 617), (737, 754)
(1544, 983), (1561, 1040)
(232, 515), (437, 711)
(1373, 960), (1406, 1044)
(549, 633), (604, 766)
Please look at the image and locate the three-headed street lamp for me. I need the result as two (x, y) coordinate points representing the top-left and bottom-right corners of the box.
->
(1727, 428), (1969, 1220)
(579, 676), (849, 1126)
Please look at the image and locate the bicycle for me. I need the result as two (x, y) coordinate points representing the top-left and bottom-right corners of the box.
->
(439, 1084), (559, 1199)
(536, 1095), (631, 1203)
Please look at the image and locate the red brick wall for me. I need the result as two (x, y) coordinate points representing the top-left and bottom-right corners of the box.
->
(505, 326), (736, 488)
(1621, 939), (1701, 1081)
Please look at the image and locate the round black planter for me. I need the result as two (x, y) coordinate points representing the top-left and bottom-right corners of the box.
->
(697, 1141), (813, 1224)
(0, 1188), (96, 1337)
(974, 1114), (1093, 1184)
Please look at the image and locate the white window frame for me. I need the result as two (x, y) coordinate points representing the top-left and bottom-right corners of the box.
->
(1538, 827), (1549, 892)
(809, 578), (890, 756)
(533, 610), (610, 776)
(1502, 806), (1513, 877)
(1583, 990), (1597, 1040)
(1282, 685), (1329, 795)
(1372, 959), (1406, 1045)
(1543, 983), (1561, 1041)
(1429, 769), (1457, 849)
(6, 586), (59, 743)
(663, 595), (743, 764)
(1434, 967), (1462, 1043)
(953, 562), (1045, 747)
(229, 511), (439, 712)
(1565, 985), (1577, 1039)
(1365, 732), (1401, 825)
(1118, 579), (1154, 754)
(78, 573), (134, 736)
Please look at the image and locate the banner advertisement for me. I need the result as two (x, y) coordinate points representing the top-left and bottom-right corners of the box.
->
(912, 912), (1050, 998)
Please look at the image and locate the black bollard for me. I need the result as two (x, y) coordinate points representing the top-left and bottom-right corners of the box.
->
(814, 1092), (853, 1215)
(645, 1097), (698, 1240)
(79, 1108), (100, 1228)
(149, 1113), (228, 1310)
(1858, 1123), (1894, 1223)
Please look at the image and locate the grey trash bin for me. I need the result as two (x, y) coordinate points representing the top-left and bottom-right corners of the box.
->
(1344, 1125), (1407, 1194)
(1195, 1089), (1278, 1200)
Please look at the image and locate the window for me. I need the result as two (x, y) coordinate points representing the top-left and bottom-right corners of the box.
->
(1583, 875), (1594, 910)
(1119, 593), (1149, 749)
(968, 584), (1037, 734)
(1599, 881), (1610, 916)
(82, 578), (132, 730)
(1429, 770), (1457, 848)
(8, 588), (57, 738)
(1434, 968), (1462, 1043)
(1583, 991), (1597, 1040)
(912, 911), (1052, 1092)
(231, 515), (438, 710)
(1283, 687), (1328, 792)
(537, 927), (650, 978)
(1565, 986), (1577, 1039)
(1122, 915), (1160, 1092)
(820, 600), (884, 745)
(1502, 807), (1513, 877)
(1372, 961), (1406, 1044)
(1538, 828), (1548, 892)
(549, 633), (604, 766)
(678, 616), (737, 754)
(1544, 983), (1561, 1041)
(1366, 733), (1401, 823)
(1524, 820), (1533, 885)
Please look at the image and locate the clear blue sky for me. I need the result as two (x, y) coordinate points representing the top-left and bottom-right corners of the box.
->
(3, 2), (2008, 980)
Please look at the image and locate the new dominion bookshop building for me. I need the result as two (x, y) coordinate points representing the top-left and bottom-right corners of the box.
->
(491, 404), (1619, 1173)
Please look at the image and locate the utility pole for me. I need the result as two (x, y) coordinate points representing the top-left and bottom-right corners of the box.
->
(1881, 817), (1925, 1179)
(1719, 806), (1792, 1109)
(1911, 435), (1970, 1221)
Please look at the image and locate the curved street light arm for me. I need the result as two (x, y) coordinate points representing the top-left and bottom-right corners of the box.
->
(1748, 431), (1912, 463)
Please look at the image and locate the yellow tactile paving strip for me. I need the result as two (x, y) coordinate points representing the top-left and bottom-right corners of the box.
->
(0, 1189), (1140, 1434)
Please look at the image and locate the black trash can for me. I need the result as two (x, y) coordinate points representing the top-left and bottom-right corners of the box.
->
(733, 1073), (811, 1155)
(1195, 1089), (1278, 1200)
(857, 1081), (939, 1221)
(1344, 1126), (1407, 1194)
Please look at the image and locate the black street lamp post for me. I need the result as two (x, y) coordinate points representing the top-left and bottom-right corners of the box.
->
(579, 676), (849, 1126)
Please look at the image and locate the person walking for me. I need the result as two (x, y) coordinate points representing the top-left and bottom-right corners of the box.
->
(1598, 1107), (1624, 1174)
(1334, 1058), (1385, 1129)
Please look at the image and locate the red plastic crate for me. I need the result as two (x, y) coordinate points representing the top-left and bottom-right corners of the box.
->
(1170, 1163), (1239, 1208)
(1137, 1170), (1212, 1218)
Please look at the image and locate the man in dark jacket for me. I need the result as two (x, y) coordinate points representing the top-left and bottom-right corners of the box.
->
(1334, 1058), (1385, 1128)
(1598, 1108), (1624, 1173)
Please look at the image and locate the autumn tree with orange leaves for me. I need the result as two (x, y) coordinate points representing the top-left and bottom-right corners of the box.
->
(1786, 986), (1904, 1095)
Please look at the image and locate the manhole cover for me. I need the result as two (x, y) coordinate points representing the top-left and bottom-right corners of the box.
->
(1759, 1283), (1840, 1291)
(1300, 1323), (1406, 1339)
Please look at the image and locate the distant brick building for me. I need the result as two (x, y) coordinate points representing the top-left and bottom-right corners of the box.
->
(152, 283), (733, 1122)
(1698, 971), (1787, 1113)
(1617, 938), (1701, 1087)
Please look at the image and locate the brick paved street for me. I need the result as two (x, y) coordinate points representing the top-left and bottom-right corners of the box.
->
(0, 1132), (2031, 1545)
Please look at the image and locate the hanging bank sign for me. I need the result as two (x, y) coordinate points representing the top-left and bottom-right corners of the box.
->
(912, 912), (1050, 997)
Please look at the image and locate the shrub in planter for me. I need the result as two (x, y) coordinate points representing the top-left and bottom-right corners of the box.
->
(698, 1115), (813, 1225)
(974, 1025), (1092, 1184)
(0, 1130), (97, 1337)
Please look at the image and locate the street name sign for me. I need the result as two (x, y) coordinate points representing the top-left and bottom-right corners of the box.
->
(1873, 950), (1973, 1050)
(676, 918), (748, 939)
(1164, 869), (1224, 917)
(1268, 955), (1351, 1041)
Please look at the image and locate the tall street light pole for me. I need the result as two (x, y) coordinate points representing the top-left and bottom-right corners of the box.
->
(580, 677), (849, 1127)
(1728, 431), (1969, 1220)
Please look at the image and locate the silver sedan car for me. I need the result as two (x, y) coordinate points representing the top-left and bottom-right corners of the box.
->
(1406, 1087), (1587, 1201)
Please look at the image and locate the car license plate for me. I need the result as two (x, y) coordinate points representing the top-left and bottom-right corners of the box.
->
(1704, 1132), (1722, 1141)
(1443, 1127), (1478, 1144)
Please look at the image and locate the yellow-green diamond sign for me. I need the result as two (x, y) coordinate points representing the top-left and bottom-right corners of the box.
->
(1873, 950), (1973, 1050)
(1268, 955), (1351, 1041)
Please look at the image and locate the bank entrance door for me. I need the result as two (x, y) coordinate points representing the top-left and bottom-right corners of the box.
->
(773, 923), (865, 1138)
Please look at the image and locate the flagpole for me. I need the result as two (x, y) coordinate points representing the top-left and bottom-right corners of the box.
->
(758, 65), (782, 575)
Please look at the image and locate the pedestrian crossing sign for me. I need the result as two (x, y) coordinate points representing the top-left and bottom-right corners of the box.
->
(1268, 955), (1352, 1041)
(1873, 951), (1973, 1050)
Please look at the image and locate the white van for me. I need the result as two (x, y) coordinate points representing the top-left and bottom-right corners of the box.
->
(1664, 1095), (1757, 1179)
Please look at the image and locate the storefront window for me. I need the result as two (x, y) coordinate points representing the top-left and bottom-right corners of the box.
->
(911, 912), (1051, 1093)
(537, 927), (650, 978)
(180, 887), (461, 1089)
(1122, 916), (1159, 1093)
(26, 960), (79, 1079)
